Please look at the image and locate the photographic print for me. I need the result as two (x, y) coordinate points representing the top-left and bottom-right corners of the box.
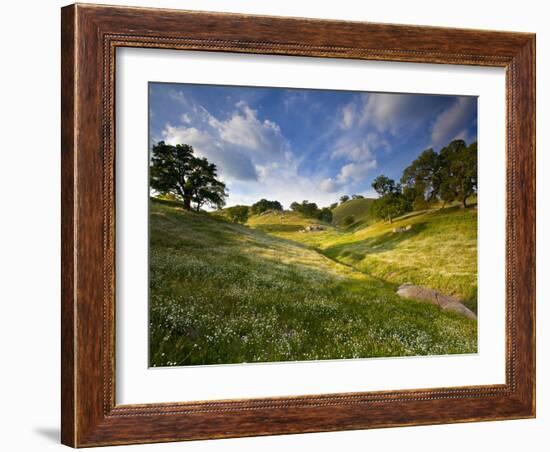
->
(148, 83), (478, 367)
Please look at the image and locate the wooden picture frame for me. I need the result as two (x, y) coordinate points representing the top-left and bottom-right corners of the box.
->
(61, 3), (535, 447)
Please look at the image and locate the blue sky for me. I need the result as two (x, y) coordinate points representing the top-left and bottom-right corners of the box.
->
(149, 83), (477, 209)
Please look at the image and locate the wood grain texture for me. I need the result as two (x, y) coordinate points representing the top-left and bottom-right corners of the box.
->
(60, 5), (76, 447)
(60, 3), (536, 447)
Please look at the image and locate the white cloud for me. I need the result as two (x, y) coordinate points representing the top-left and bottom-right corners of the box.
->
(452, 128), (469, 142)
(331, 132), (388, 162)
(319, 178), (339, 193)
(227, 174), (347, 210)
(361, 94), (401, 129)
(206, 102), (287, 159)
(168, 89), (187, 104)
(338, 93), (418, 134)
(161, 100), (299, 192)
(336, 160), (377, 184)
(340, 92), (460, 138)
(162, 124), (258, 181)
(340, 103), (355, 129)
(431, 97), (477, 148)
(162, 125), (209, 148)
(327, 132), (381, 189)
(157, 96), (376, 209)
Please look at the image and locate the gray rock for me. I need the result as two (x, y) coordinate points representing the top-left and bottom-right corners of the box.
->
(392, 224), (412, 233)
(396, 284), (476, 320)
(301, 224), (326, 233)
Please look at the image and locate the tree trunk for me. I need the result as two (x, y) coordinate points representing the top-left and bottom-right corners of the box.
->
(461, 197), (467, 209)
(182, 187), (192, 210)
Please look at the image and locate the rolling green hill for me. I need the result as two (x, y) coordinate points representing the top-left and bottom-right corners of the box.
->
(149, 199), (476, 366)
(331, 198), (376, 229)
(256, 205), (478, 312)
(322, 206), (478, 311)
(245, 209), (326, 233)
(247, 210), (342, 248)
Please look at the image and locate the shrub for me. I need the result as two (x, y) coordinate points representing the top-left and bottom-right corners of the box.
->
(318, 207), (333, 223)
(250, 199), (283, 215)
(226, 205), (249, 224)
(290, 200), (319, 218)
(342, 215), (355, 226)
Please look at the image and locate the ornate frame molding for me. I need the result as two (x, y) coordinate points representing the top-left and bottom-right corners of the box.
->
(62, 4), (535, 447)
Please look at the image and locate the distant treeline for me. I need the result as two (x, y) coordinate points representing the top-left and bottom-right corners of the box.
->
(225, 199), (332, 224)
(225, 199), (283, 224)
(150, 138), (477, 225)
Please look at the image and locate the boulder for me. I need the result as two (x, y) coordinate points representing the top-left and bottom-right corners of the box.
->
(392, 225), (412, 233)
(396, 283), (476, 320)
(302, 225), (325, 232)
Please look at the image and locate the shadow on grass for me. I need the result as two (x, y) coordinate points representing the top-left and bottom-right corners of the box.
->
(253, 223), (304, 233)
(151, 196), (184, 209)
(462, 289), (478, 314)
(323, 222), (427, 261)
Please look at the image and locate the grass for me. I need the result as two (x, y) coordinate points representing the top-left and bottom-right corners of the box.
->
(247, 209), (343, 248)
(331, 197), (376, 229)
(251, 205), (478, 312)
(325, 206), (478, 312)
(149, 199), (477, 367)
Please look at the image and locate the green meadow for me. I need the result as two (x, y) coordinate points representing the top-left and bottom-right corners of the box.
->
(149, 197), (477, 367)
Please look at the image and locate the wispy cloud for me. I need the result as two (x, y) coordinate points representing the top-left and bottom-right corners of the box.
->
(167, 89), (187, 104)
(331, 132), (389, 162)
(336, 160), (378, 184)
(430, 97), (477, 148)
(339, 102), (356, 129)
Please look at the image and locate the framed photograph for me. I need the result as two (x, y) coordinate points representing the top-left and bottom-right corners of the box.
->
(61, 3), (535, 447)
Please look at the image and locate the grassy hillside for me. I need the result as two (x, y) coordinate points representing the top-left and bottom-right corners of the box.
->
(323, 206), (477, 311)
(332, 198), (376, 229)
(149, 199), (476, 366)
(247, 210), (343, 248)
(246, 209), (325, 233)
(260, 205), (478, 312)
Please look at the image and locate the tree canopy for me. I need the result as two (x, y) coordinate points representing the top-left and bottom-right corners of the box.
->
(400, 148), (441, 208)
(400, 139), (477, 208)
(371, 175), (399, 196)
(339, 195), (350, 204)
(370, 176), (411, 223)
(371, 140), (477, 222)
(290, 200), (319, 218)
(368, 139), (477, 223)
(150, 141), (227, 211)
(250, 199), (283, 215)
(370, 192), (411, 224)
(438, 140), (477, 208)
(226, 205), (249, 224)
(290, 200), (333, 223)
